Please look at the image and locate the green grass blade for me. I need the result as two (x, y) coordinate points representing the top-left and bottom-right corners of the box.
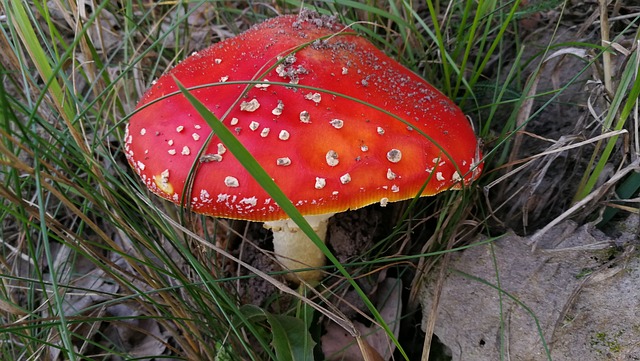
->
(574, 48), (640, 201)
(175, 79), (409, 359)
(6, 0), (75, 128)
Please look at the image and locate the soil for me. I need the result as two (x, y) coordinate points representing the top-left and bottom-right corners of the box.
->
(230, 204), (397, 313)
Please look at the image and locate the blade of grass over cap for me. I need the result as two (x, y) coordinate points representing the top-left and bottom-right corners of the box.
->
(174, 79), (409, 359)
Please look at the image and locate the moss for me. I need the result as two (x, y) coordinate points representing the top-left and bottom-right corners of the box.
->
(590, 330), (624, 356)
(589, 246), (622, 264)
(575, 267), (593, 279)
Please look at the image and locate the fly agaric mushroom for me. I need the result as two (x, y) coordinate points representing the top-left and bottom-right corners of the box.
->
(123, 10), (483, 283)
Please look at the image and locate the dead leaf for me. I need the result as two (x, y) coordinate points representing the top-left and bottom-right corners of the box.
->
(420, 216), (640, 361)
(322, 278), (402, 360)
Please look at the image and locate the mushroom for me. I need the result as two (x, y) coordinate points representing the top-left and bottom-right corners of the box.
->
(123, 10), (483, 283)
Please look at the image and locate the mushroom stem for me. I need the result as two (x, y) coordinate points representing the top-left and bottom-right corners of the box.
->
(264, 213), (334, 283)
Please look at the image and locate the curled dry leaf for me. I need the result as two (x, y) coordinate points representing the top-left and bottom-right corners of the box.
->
(322, 278), (402, 360)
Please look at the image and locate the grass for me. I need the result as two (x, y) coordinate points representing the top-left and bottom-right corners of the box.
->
(1, 0), (638, 360)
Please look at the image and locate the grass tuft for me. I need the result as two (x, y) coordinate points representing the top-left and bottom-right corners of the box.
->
(1, 0), (637, 360)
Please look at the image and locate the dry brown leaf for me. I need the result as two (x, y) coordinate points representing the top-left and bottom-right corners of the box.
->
(420, 216), (640, 361)
(322, 278), (402, 361)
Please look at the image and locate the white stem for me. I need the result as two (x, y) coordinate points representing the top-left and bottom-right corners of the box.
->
(264, 213), (334, 283)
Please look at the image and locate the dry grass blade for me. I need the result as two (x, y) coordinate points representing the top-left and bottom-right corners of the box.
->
(599, 0), (613, 94)
(529, 157), (640, 247)
(487, 129), (628, 190)
(420, 253), (450, 361)
(357, 336), (385, 361)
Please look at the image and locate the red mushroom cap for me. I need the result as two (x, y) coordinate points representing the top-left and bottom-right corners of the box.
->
(124, 11), (483, 222)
